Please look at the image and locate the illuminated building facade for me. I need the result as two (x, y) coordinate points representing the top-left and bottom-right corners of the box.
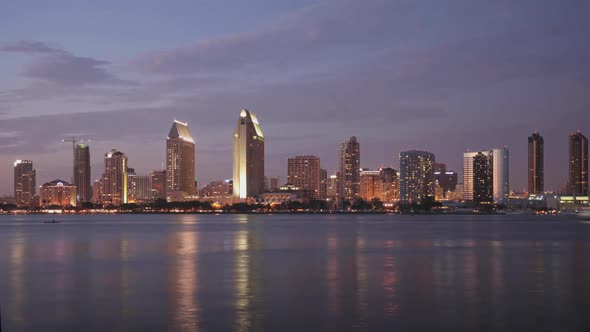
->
(92, 179), (102, 204)
(13, 160), (36, 206)
(434, 163), (458, 199)
(473, 152), (493, 204)
(102, 149), (128, 205)
(569, 131), (588, 195)
(464, 147), (509, 203)
(360, 170), (381, 201)
(379, 167), (399, 203)
(327, 174), (339, 200)
(134, 176), (152, 203)
(127, 168), (137, 203)
(339, 136), (360, 201)
(528, 131), (544, 194)
(39, 179), (76, 207)
(233, 109), (265, 199)
(287, 156), (321, 199)
(399, 150), (435, 204)
(151, 170), (166, 200)
(74, 143), (91, 203)
(166, 120), (196, 200)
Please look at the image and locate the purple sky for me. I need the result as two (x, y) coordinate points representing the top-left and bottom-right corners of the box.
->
(1, 0), (589, 195)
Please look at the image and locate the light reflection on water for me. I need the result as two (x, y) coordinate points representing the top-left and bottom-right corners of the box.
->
(0, 214), (589, 331)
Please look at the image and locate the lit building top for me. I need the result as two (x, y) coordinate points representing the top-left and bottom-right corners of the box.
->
(168, 120), (195, 143)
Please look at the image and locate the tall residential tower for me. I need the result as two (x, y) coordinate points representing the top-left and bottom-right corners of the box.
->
(102, 149), (128, 205)
(339, 136), (360, 201)
(166, 120), (196, 200)
(74, 143), (92, 203)
(569, 131), (588, 195)
(399, 150), (435, 204)
(233, 109), (265, 199)
(463, 147), (509, 203)
(14, 160), (36, 206)
(528, 131), (544, 194)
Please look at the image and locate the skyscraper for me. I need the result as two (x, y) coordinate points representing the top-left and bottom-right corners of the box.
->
(320, 168), (328, 200)
(399, 150), (435, 204)
(102, 149), (128, 205)
(287, 156), (321, 198)
(127, 168), (137, 203)
(473, 152), (493, 204)
(492, 147), (510, 203)
(233, 109), (265, 199)
(528, 132), (544, 194)
(339, 136), (360, 201)
(74, 143), (91, 203)
(166, 120), (196, 200)
(569, 131), (588, 195)
(13, 160), (36, 206)
(463, 147), (509, 203)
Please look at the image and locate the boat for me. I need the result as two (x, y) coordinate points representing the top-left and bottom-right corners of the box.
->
(43, 220), (61, 224)
(576, 207), (590, 220)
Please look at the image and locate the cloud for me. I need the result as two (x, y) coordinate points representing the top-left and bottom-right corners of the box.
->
(0, 40), (135, 86)
(22, 54), (135, 86)
(0, 40), (63, 54)
(134, 0), (403, 76)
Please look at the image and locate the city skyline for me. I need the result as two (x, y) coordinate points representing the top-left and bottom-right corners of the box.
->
(1, 1), (589, 194)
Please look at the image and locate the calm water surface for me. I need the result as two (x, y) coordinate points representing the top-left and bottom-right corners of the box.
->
(0, 214), (589, 331)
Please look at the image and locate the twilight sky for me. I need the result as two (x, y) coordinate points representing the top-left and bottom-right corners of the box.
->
(1, 0), (589, 195)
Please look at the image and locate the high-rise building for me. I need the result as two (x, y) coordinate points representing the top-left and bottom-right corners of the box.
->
(473, 152), (493, 204)
(134, 176), (152, 203)
(127, 168), (137, 203)
(102, 149), (128, 206)
(233, 109), (265, 199)
(339, 136), (360, 201)
(73, 143), (91, 203)
(264, 176), (281, 191)
(569, 131), (588, 195)
(151, 170), (166, 201)
(166, 120), (196, 200)
(463, 147), (509, 203)
(491, 147), (510, 203)
(320, 169), (328, 200)
(434, 168), (458, 198)
(39, 179), (76, 207)
(399, 150), (435, 204)
(13, 160), (36, 206)
(528, 132), (544, 194)
(379, 167), (399, 203)
(287, 156), (321, 198)
(360, 169), (381, 201)
(92, 179), (102, 204)
(327, 174), (339, 200)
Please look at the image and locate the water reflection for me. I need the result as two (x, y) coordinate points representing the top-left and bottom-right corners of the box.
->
(354, 231), (368, 329)
(9, 231), (25, 324)
(169, 231), (200, 331)
(234, 229), (251, 332)
(326, 230), (340, 317)
(382, 240), (398, 318)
